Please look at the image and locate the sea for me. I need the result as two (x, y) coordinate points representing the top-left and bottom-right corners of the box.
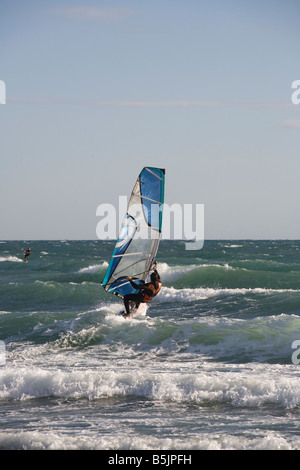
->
(0, 239), (300, 454)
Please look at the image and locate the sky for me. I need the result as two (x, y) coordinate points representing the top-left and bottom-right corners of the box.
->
(1, 0), (300, 240)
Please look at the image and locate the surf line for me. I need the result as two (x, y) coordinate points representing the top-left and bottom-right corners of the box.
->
(108, 454), (143, 468)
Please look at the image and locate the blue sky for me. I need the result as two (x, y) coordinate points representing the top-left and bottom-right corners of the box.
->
(1, 0), (300, 240)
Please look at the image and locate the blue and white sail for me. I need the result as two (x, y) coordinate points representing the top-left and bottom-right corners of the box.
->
(102, 167), (165, 299)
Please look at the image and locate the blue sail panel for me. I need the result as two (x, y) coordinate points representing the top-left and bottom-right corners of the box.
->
(139, 167), (165, 230)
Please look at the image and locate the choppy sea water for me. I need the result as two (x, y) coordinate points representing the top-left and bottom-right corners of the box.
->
(0, 240), (300, 451)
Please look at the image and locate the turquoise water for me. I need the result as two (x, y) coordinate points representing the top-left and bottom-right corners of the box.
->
(0, 240), (300, 449)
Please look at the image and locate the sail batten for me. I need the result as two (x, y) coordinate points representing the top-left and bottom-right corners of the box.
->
(112, 252), (150, 258)
(102, 167), (165, 299)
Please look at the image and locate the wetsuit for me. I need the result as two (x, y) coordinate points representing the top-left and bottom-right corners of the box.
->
(24, 249), (31, 262)
(123, 271), (161, 315)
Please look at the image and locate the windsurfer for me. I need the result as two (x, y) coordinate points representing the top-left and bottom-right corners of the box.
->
(123, 264), (162, 317)
(23, 248), (31, 262)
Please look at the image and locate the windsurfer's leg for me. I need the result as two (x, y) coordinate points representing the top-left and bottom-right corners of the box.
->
(123, 295), (131, 315)
(124, 294), (142, 315)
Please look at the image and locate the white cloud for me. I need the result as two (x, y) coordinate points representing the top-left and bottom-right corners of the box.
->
(282, 119), (300, 129)
(53, 6), (137, 23)
(7, 97), (297, 111)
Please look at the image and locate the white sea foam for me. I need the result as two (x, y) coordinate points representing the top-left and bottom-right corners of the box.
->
(78, 262), (108, 273)
(159, 286), (215, 302)
(156, 262), (199, 282)
(0, 256), (23, 263)
(159, 285), (299, 303)
(0, 362), (299, 409)
(223, 244), (244, 248)
(157, 262), (235, 283)
(0, 429), (298, 450)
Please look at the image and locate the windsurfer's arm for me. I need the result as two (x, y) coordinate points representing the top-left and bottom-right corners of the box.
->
(127, 278), (153, 297)
(127, 277), (145, 290)
(153, 265), (161, 281)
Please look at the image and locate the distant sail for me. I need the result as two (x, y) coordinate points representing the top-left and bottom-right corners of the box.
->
(102, 167), (165, 298)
